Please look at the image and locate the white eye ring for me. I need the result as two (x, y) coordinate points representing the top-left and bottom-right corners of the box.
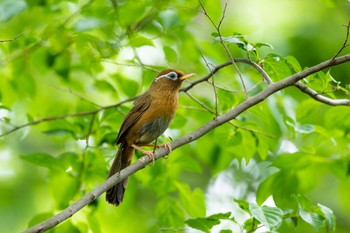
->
(166, 72), (178, 80)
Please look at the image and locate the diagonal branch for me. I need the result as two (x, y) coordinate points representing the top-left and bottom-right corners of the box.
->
(294, 82), (350, 106)
(21, 53), (350, 233)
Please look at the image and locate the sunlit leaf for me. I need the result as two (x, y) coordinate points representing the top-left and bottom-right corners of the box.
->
(249, 203), (284, 230)
(318, 203), (336, 231)
(254, 42), (273, 49)
(74, 17), (105, 32)
(129, 36), (154, 47)
(298, 208), (325, 231)
(159, 9), (179, 28)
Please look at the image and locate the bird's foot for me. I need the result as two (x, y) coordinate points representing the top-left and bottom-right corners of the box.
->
(160, 142), (172, 155)
(131, 144), (155, 163)
(144, 143), (172, 154)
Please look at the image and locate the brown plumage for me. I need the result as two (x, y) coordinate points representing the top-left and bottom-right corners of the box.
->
(106, 69), (195, 206)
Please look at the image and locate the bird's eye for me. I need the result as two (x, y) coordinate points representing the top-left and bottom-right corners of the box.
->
(167, 72), (178, 80)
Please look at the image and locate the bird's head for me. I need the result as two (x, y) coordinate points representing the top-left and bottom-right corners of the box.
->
(150, 69), (195, 92)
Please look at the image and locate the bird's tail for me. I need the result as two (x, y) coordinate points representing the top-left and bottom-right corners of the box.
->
(106, 142), (134, 206)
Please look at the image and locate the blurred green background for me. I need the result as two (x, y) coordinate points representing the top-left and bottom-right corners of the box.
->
(0, 0), (349, 232)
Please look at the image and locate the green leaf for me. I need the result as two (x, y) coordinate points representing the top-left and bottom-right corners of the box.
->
(263, 54), (292, 80)
(94, 80), (117, 94)
(0, 104), (10, 110)
(234, 199), (249, 211)
(159, 9), (179, 29)
(285, 56), (302, 72)
(298, 207), (325, 231)
(87, 213), (102, 233)
(219, 230), (232, 233)
(186, 212), (231, 233)
(163, 46), (178, 63)
(156, 197), (185, 229)
(129, 36), (154, 47)
(254, 42), (273, 49)
(74, 17), (105, 32)
(249, 203), (284, 230)
(257, 171), (299, 207)
(172, 155), (202, 173)
(54, 219), (80, 233)
(114, 74), (139, 98)
(20, 153), (62, 171)
(214, 34), (247, 50)
(51, 171), (80, 209)
(295, 195), (326, 231)
(318, 203), (336, 231)
(175, 182), (206, 218)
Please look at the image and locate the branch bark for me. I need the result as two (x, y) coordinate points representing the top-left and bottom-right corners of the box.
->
(21, 54), (350, 233)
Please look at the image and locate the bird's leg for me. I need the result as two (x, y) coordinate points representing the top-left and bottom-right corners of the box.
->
(131, 144), (155, 162)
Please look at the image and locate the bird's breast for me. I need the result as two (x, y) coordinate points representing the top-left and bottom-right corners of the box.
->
(134, 95), (178, 145)
(135, 116), (172, 144)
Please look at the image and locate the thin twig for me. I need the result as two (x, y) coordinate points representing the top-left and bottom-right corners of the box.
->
(184, 91), (277, 138)
(185, 91), (214, 114)
(199, 1), (248, 97)
(210, 82), (242, 93)
(78, 113), (97, 188)
(99, 59), (160, 73)
(48, 84), (101, 107)
(0, 33), (23, 43)
(333, 20), (350, 59)
(200, 54), (218, 116)
(294, 81), (350, 106)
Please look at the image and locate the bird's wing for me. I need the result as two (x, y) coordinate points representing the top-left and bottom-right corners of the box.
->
(116, 92), (151, 144)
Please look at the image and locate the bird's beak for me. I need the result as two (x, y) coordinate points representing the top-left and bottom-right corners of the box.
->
(180, 73), (196, 81)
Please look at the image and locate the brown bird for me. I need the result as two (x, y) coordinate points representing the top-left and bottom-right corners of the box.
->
(106, 69), (195, 206)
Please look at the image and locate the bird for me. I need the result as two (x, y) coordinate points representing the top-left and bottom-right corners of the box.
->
(106, 69), (195, 206)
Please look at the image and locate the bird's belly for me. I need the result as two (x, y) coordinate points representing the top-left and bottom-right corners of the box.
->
(135, 117), (171, 145)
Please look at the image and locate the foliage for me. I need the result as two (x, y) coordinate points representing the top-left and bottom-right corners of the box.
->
(0, 0), (349, 233)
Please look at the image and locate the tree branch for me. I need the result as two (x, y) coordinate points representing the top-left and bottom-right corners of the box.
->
(21, 53), (350, 233)
(294, 81), (350, 106)
(2, 56), (349, 138)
